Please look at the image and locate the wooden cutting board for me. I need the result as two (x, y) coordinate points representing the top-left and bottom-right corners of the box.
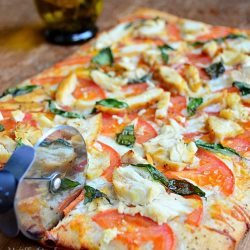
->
(0, 0), (250, 249)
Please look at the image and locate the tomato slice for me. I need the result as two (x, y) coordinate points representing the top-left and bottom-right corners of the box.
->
(99, 142), (121, 182)
(185, 195), (203, 227)
(73, 78), (106, 101)
(122, 83), (148, 96)
(54, 56), (91, 68)
(187, 53), (212, 65)
(167, 23), (181, 41)
(101, 113), (126, 137)
(223, 131), (250, 154)
(93, 209), (176, 250)
(165, 149), (235, 196)
(135, 118), (157, 144)
(196, 26), (231, 42)
(30, 76), (65, 86)
(168, 95), (186, 118)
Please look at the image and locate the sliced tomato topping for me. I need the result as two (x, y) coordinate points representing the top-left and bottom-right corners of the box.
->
(167, 23), (181, 41)
(187, 53), (212, 65)
(93, 209), (176, 250)
(55, 56), (91, 68)
(0, 118), (16, 131)
(23, 113), (37, 127)
(30, 76), (65, 85)
(73, 78), (105, 101)
(122, 83), (148, 96)
(185, 195), (203, 227)
(99, 142), (121, 182)
(168, 95), (186, 118)
(135, 118), (157, 144)
(101, 113), (126, 137)
(196, 26), (231, 41)
(165, 149), (235, 196)
(223, 131), (250, 154)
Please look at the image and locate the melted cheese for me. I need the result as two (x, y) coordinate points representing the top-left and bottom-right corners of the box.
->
(95, 23), (132, 49)
(114, 165), (192, 224)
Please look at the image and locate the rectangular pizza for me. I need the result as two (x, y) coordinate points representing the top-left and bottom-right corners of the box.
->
(1, 8), (250, 250)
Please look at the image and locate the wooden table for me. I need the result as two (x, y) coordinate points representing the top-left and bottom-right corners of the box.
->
(0, 0), (249, 249)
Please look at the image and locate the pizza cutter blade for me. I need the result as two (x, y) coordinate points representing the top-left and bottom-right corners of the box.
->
(0, 125), (88, 240)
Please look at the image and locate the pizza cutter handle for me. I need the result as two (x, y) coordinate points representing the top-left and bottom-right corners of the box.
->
(0, 170), (17, 214)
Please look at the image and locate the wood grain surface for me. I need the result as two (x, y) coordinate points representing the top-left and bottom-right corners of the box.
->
(0, 0), (250, 249)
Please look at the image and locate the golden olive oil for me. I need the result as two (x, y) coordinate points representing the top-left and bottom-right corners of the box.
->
(34, 0), (103, 44)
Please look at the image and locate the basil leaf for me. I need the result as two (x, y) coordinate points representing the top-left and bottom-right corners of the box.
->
(40, 138), (72, 148)
(96, 98), (128, 109)
(129, 73), (152, 84)
(1, 85), (38, 98)
(192, 33), (247, 47)
(48, 100), (85, 119)
(92, 47), (114, 66)
(15, 138), (24, 148)
(158, 44), (174, 64)
(205, 62), (225, 79)
(167, 179), (206, 197)
(132, 164), (206, 197)
(84, 185), (111, 205)
(187, 97), (203, 116)
(233, 81), (250, 96)
(195, 140), (242, 158)
(60, 178), (80, 191)
(0, 124), (5, 132)
(116, 125), (136, 147)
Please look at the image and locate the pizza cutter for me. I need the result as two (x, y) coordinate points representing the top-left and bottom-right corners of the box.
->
(0, 125), (88, 240)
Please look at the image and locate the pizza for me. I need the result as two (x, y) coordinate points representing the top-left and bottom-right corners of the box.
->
(1, 8), (250, 250)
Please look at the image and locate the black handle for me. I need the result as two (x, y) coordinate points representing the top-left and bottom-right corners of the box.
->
(0, 170), (17, 214)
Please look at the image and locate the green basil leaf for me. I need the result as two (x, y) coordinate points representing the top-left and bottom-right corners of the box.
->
(195, 140), (243, 158)
(129, 73), (152, 84)
(1, 85), (38, 98)
(60, 178), (81, 191)
(0, 124), (5, 132)
(167, 179), (206, 197)
(192, 33), (247, 47)
(92, 47), (114, 66)
(96, 98), (129, 109)
(187, 97), (203, 116)
(132, 164), (206, 197)
(158, 44), (174, 64)
(205, 62), (225, 79)
(84, 185), (111, 205)
(48, 100), (85, 119)
(15, 138), (24, 148)
(40, 138), (72, 148)
(116, 125), (136, 147)
(233, 81), (250, 96)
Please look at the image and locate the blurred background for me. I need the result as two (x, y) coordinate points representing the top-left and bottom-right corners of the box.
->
(0, 0), (250, 249)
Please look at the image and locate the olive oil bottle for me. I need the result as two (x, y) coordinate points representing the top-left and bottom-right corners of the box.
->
(34, 0), (103, 45)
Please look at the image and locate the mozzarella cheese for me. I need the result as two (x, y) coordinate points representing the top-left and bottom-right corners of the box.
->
(134, 18), (166, 37)
(227, 39), (250, 53)
(203, 41), (218, 58)
(208, 116), (244, 141)
(86, 147), (110, 180)
(114, 166), (192, 224)
(95, 23), (132, 49)
(214, 50), (247, 66)
(11, 110), (25, 122)
(144, 119), (197, 170)
(181, 20), (207, 34)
